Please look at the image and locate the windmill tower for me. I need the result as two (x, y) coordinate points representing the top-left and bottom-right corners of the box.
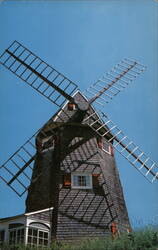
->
(0, 41), (158, 242)
(25, 91), (130, 241)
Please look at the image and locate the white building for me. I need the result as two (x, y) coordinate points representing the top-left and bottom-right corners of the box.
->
(0, 207), (53, 248)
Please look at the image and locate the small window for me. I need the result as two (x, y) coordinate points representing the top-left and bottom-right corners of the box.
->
(71, 173), (92, 189)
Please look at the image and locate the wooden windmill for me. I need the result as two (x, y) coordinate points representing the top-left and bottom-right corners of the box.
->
(0, 41), (158, 242)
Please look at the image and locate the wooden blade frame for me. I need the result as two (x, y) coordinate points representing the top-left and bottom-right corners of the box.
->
(0, 111), (70, 197)
(0, 134), (36, 197)
(0, 41), (156, 200)
(85, 58), (146, 106)
(0, 41), (78, 107)
(83, 111), (158, 183)
(0, 40), (79, 196)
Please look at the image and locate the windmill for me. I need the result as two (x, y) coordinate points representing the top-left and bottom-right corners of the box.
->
(0, 41), (158, 242)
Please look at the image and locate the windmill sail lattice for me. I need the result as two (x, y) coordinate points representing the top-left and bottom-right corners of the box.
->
(1, 40), (158, 242)
(0, 134), (37, 196)
(0, 114), (62, 197)
(0, 40), (157, 201)
(0, 41), (78, 107)
(85, 58), (146, 106)
(83, 111), (158, 183)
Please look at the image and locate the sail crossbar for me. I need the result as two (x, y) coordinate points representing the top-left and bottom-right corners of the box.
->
(83, 111), (158, 183)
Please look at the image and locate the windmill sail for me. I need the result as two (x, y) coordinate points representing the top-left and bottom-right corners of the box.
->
(83, 111), (158, 183)
(0, 112), (68, 197)
(0, 41), (78, 107)
(0, 41), (156, 202)
(0, 41), (156, 243)
(84, 58), (146, 106)
(0, 134), (36, 196)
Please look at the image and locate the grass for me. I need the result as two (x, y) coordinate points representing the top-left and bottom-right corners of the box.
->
(1, 227), (158, 250)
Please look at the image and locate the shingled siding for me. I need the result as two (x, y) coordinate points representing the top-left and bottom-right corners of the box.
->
(26, 134), (130, 240)
(54, 137), (129, 241)
(27, 210), (52, 225)
(25, 91), (131, 241)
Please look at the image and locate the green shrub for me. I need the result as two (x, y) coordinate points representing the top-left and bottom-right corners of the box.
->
(1, 227), (158, 250)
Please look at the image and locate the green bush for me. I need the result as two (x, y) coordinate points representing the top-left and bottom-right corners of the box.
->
(50, 228), (158, 250)
(1, 227), (158, 250)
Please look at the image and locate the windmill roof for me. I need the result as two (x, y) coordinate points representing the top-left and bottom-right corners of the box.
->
(37, 90), (113, 141)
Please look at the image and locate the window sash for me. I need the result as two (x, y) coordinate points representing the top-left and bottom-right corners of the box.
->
(27, 227), (49, 247)
(71, 174), (92, 189)
(9, 227), (24, 245)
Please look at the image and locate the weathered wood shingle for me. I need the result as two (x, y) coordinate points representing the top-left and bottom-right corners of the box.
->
(25, 91), (130, 241)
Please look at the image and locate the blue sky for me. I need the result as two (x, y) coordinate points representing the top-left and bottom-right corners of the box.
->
(0, 0), (158, 229)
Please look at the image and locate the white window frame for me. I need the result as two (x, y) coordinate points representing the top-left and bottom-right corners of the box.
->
(27, 226), (49, 248)
(8, 226), (25, 245)
(71, 173), (92, 189)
